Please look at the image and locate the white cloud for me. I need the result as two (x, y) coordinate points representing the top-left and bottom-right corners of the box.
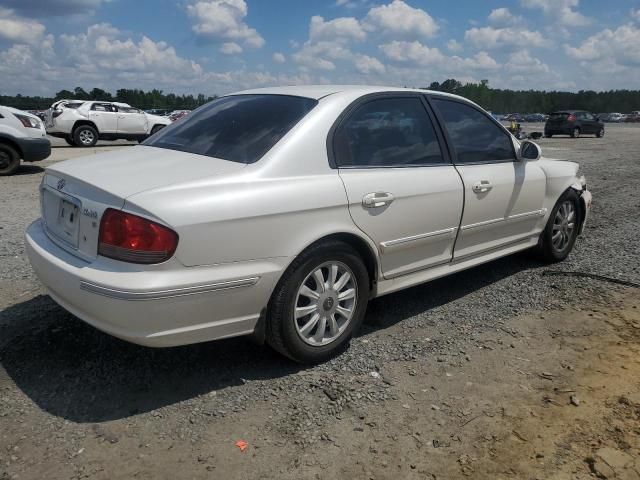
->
(354, 54), (386, 74)
(363, 0), (438, 38)
(446, 39), (463, 52)
(631, 9), (640, 22)
(379, 40), (444, 65)
(309, 15), (366, 42)
(465, 26), (549, 49)
(58, 24), (203, 76)
(564, 24), (640, 66)
(0, 8), (46, 45)
(488, 8), (521, 26)
(521, 0), (591, 27)
(505, 50), (550, 74)
(292, 40), (353, 71)
(272, 52), (286, 64)
(187, 0), (264, 48)
(220, 42), (242, 54)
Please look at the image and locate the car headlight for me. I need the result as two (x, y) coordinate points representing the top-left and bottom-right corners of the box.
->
(579, 175), (587, 190)
(13, 113), (41, 129)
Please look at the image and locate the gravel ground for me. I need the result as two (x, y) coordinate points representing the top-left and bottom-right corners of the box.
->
(0, 126), (639, 479)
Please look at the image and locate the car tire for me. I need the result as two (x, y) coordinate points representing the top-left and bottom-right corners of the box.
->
(73, 125), (98, 147)
(536, 189), (581, 263)
(570, 127), (580, 138)
(266, 241), (370, 364)
(0, 143), (20, 176)
(596, 127), (604, 138)
(64, 136), (76, 147)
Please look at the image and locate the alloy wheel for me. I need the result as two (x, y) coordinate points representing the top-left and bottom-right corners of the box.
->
(79, 129), (95, 145)
(552, 201), (576, 252)
(294, 261), (357, 346)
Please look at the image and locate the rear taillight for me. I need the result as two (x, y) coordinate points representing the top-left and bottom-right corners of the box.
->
(567, 114), (576, 122)
(98, 208), (178, 264)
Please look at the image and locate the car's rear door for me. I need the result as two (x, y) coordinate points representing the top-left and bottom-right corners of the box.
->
(334, 94), (463, 279)
(116, 107), (148, 134)
(88, 103), (118, 133)
(428, 96), (546, 260)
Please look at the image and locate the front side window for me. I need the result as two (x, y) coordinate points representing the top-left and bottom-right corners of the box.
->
(431, 98), (515, 164)
(91, 104), (115, 112)
(334, 97), (444, 167)
(145, 95), (317, 163)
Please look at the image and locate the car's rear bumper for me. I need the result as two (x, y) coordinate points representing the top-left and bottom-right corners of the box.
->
(25, 219), (286, 347)
(16, 137), (51, 162)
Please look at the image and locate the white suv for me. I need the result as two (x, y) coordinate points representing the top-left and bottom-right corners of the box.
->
(45, 100), (172, 147)
(0, 105), (51, 176)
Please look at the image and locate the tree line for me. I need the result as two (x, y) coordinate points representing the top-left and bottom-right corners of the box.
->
(1, 81), (640, 113)
(0, 87), (217, 111)
(424, 79), (640, 114)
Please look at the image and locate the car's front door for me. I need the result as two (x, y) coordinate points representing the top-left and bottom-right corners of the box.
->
(88, 103), (118, 133)
(429, 96), (546, 260)
(581, 112), (598, 134)
(116, 107), (148, 134)
(334, 95), (464, 279)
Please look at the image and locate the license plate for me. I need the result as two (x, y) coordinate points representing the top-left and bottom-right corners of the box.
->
(43, 189), (81, 248)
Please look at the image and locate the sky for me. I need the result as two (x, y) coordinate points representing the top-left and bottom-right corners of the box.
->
(0, 0), (639, 97)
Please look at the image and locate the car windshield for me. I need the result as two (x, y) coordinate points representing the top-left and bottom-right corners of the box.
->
(144, 94), (318, 163)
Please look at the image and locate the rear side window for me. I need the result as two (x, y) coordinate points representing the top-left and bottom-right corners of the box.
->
(431, 98), (515, 164)
(145, 95), (317, 163)
(334, 97), (444, 167)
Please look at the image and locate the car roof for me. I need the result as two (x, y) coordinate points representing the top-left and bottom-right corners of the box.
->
(0, 105), (40, 120)
(228, 84), (464, 101)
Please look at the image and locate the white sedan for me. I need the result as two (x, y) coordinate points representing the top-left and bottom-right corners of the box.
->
(26, 86), (592, 363)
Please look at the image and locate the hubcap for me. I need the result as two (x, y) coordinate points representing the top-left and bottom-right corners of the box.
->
(0, 151), (10, 170)
(552, 201), (576, 251)
(294, 261), (357, 346)
(79, 130), (94, 145)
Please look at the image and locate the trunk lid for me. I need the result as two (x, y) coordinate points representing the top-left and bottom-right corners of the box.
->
(42, 146), (246, 261)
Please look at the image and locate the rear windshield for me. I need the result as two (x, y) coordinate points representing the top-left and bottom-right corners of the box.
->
(144, 94), (318, 163)
(549, 112), (569, 119)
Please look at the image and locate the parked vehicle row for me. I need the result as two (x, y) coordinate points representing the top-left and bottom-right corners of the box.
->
(0, 105), (51, 176)
(25, 85), (592, 363)
(44, 100), (172, 147)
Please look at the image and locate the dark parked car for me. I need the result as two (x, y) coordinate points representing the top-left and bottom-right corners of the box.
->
(544, 110), (605, 138)
(525, 113), (546, 122)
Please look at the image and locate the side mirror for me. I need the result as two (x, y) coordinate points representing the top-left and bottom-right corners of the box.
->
(520, 140), (541, 161)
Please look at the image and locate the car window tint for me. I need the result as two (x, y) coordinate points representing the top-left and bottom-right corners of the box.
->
(334, 97), (444, 167)
(145, 95), (317, 163)
(432, 98), (515, 163)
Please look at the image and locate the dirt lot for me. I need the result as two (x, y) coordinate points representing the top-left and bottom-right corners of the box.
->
(1, 126), (639, 479)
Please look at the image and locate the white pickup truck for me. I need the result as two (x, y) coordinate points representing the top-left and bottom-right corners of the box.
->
(45, 100), (171, 147)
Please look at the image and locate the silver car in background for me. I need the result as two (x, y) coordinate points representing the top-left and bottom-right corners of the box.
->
(26, 85), (592, 363)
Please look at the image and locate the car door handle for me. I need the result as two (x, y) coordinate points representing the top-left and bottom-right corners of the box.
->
(362, 192), (394, 208)
(118, 115), (125, 119)
(472, 180), (493, 193)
